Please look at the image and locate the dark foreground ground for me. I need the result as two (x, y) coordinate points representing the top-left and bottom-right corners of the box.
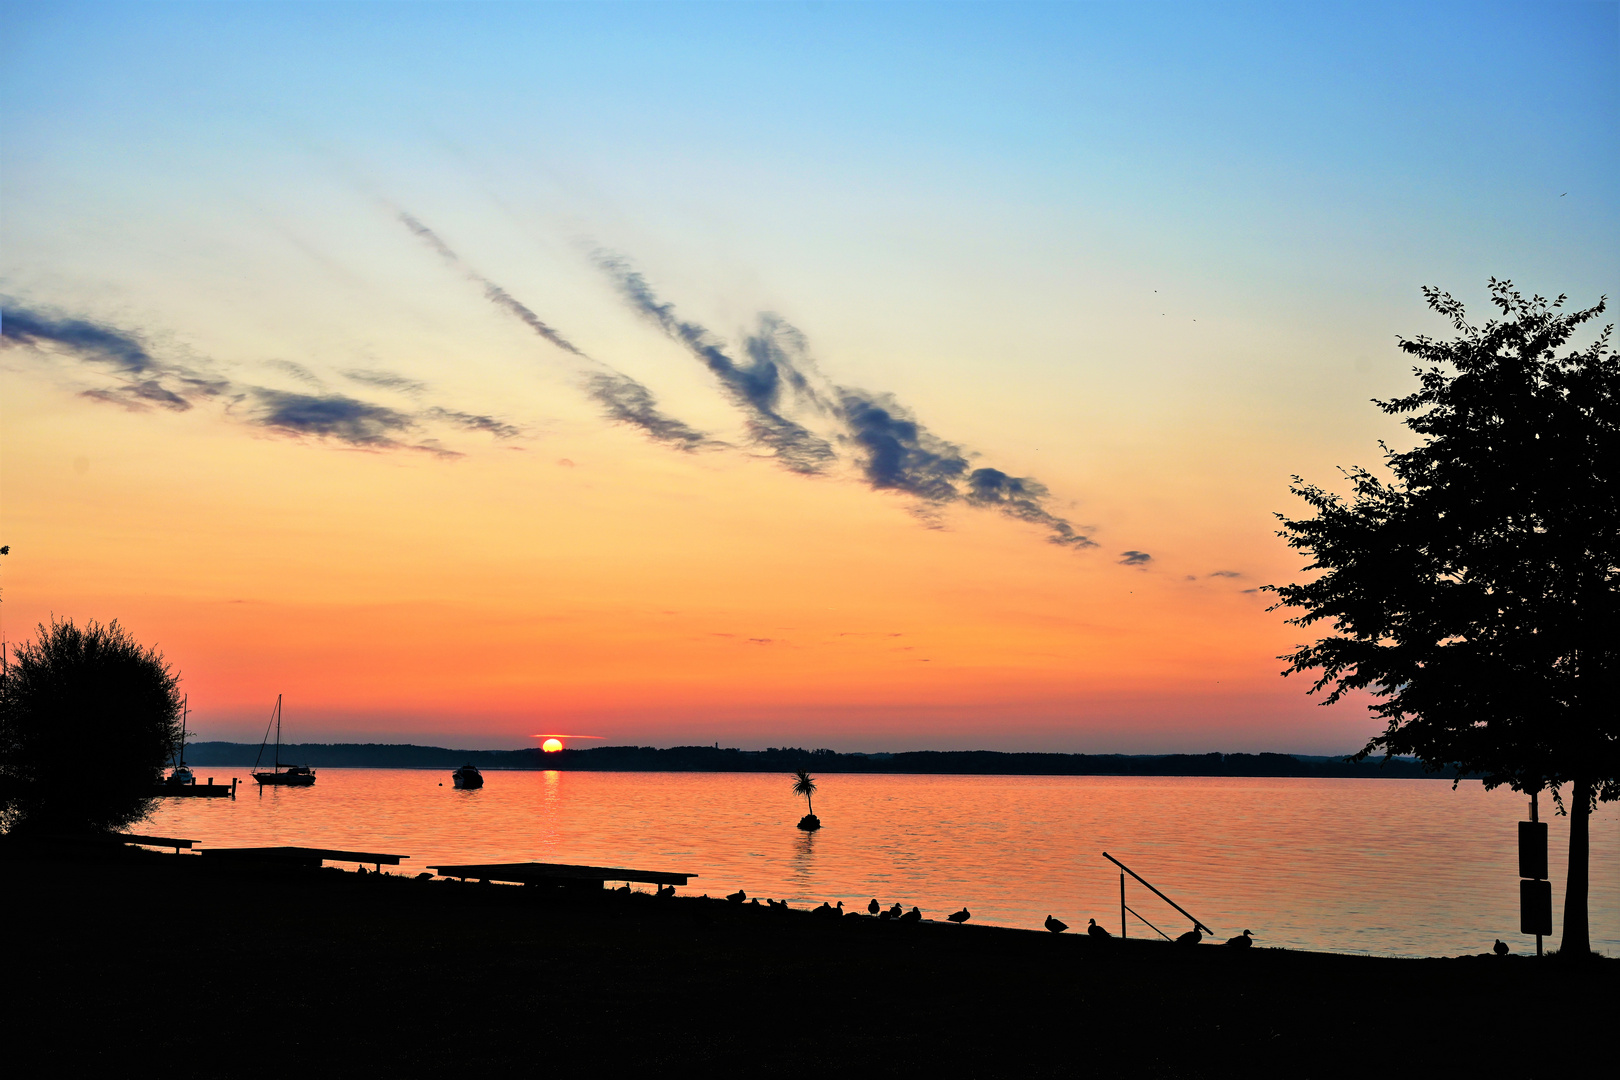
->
(2, 845), (1611, 1078)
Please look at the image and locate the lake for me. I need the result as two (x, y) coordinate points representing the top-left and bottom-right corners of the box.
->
(146, 768), (1619, 957)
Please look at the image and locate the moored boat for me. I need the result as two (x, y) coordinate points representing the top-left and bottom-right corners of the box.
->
(451, 764), (484, 789)
(251, 695), (316, 787)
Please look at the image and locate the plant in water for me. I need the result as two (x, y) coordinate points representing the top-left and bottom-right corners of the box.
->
(791, 768), (818, 826)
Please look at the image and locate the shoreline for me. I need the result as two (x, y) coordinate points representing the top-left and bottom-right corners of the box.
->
(180, 742), (1465, 779)
(4, 843), (1609, 1074)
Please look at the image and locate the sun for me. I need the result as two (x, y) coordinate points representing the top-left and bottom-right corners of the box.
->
(541, 738), (564, 753)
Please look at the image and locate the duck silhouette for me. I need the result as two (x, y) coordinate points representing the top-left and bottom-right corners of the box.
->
(1175, 927), (1203, 946)
(655, 885), (675, 899)
(1087, 918), (1111, 939)
(812, 901), (835, 916)
(1226, 929), (1253, 948)
(948, 907), (972, 925)
(615, 882), (631, 893)
(1493, 939), (1509, 956)
(726, 889), (747, 903)
(1045, 915), (1069, 934)
(888, 903), (904, 919)
(900, 906), (921, 923)
(868, 897), (880, 915)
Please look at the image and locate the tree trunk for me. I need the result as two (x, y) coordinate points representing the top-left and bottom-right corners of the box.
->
(1558, 776), (1591, 958)
(807, 794), (814, 816)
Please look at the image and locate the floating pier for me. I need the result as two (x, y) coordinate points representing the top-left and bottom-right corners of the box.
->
(201, 846), (409, 873)
(427, 861), (696, 890)
(151, 777), (238, 799)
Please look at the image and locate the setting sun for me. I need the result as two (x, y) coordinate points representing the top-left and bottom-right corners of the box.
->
(541, 738), (564, 753)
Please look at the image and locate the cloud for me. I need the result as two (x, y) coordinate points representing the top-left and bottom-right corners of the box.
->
(1119, 550), (1153, 566)
(2, 305), (159, 374)
(397, 211), (713, 453)
(423, 407), (522, 440)
(343, 368), (428, 394)
(250, 389), (416, 446)
(837, 391), (967, 501)
(1208, 569), (1242, 578)
(585, 372), (717, 452)
(2, 302), (228, 411)
(5, 300), (515, 454)
(599, 255), (835, 473)
(593, 254), (1103, 549)
(964, 468), (1096, 548)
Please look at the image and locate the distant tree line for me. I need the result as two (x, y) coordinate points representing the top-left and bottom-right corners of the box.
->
(181, 741), (1456, 778)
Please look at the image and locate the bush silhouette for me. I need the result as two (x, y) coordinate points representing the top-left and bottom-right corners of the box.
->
(0, 619), (182, 835)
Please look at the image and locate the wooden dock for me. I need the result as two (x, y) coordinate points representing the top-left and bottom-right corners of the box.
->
(427, 861), (696, 890)
(151, 777), (238, 799)
(201, 846), (409, 872)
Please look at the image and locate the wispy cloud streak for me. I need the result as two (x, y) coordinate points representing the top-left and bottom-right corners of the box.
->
(593, 254), (1099, 549)
(599, 255), (835, 473)
(397, 212), (716, 452)
(2, 301), (512, 455)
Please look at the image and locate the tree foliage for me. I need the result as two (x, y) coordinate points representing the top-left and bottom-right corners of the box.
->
(1269, 280), (1617, 805)
(0, 618), (182, 835)
(791, 768), (817, 814)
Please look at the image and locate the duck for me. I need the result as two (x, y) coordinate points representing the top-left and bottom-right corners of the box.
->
(615, 882), (631, 893)
(726, 889), (747, 903)
(812, 901), (835, 916)
(899, 906), (921, 924)
(655, 884), (675, 899)
(948, 907), (972, 925)
(1045, 915), (1069, 934)
(1226, 929), (1253, 948)
(1087, 918), (1111, 939)
(1492, 938), (1509, 956)
(868, 897), (880, 915)
(888, 903), (904, 919)
(1175, 927), (1203, 946)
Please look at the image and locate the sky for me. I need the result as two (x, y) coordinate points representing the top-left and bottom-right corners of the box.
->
(1, 1), (1615, 752)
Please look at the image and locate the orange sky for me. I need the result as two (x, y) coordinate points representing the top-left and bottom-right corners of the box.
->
(3, 3), (1612, 752)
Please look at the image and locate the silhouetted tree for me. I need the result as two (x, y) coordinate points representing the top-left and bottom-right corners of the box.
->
(0, 619), (182, 835)
(1269, 280), (1617, 958)
(792, 768), (817, 816)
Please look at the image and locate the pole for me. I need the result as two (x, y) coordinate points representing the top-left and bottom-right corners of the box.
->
(1532, 792), (1542, 958)
(1120, 873), (1126, 939)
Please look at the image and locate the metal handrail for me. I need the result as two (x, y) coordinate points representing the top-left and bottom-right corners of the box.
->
(1103, 851), (1214, 935)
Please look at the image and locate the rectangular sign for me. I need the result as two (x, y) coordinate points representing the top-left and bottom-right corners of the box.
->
(1520, 878), (1553, 936)
(1518, 821), (1549, 880)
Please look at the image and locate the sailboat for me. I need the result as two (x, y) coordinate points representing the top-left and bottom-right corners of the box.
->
(251, 694), (316, 787)
(161, 696), (196, 788)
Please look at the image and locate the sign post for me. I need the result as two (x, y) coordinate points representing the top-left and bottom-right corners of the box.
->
(1519, 792), (1551, 956)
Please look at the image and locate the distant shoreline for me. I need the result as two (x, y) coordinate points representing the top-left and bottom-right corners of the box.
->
(183, 741), (1465, 778)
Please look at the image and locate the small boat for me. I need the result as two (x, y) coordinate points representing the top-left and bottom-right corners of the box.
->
(163, 697), (195, 787)
(153, 698), (237, 798)
(451, 764), (484, 789)
(251, 695), (316, 787)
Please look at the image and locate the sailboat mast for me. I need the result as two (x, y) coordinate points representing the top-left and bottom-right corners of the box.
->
(178, 695), (189, 767)
(274, 693), (282, 771)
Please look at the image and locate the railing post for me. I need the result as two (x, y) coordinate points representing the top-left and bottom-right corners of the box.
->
(1120, 872), (1126, 939)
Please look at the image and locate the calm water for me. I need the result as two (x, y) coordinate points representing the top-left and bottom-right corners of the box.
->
(146, 769), (1619, 958)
